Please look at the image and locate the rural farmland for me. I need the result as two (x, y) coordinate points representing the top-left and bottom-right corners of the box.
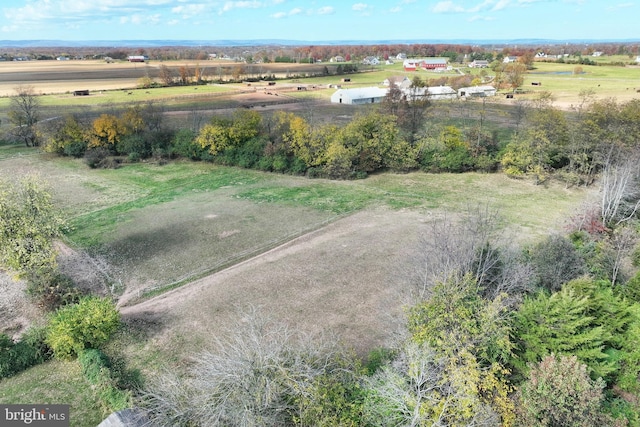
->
(1, 47), (640, 426)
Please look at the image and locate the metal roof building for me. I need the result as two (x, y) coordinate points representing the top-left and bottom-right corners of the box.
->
(330, 87), (388, 105)
(458, 85), (497, 98)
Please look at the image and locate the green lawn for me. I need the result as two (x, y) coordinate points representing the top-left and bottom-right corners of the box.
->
(0, 360), (105, 427)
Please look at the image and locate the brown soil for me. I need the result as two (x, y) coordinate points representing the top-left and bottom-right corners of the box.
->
(119, 207), (426, 358)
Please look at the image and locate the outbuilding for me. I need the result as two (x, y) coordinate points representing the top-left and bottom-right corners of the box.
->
(330, 87), (388, 105)
(458, 85), (496, 98)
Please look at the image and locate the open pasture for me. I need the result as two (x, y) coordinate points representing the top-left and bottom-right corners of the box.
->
(0, 150), (592, 333)
(518, 61), (640, 107)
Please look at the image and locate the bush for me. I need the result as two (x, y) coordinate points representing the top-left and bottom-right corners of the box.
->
(517, 354), (613, 426)
(0, 326), (51, 379)
(46, 296), (120, 359)
(79, 349), (132, 414)
(62, 140), (87, 158)
(25, 269), (82, 311)
(527, 234), (587, 292)
(83, 147), (111, 168)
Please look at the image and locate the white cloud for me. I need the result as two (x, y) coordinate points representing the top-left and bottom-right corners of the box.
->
(172, 4), (206, 17)
(433, 0), (515, 14)
(270, 7), (302, 18)
(220, 1), (263, 13)
(468, 14), (496, 21)
(317, 6), (335, 14)
(492, 0), (511, 11)
(390, 6), (402, 13)
(352, 3), (369, 11)
(606, 2), (634, 10)
(432, 1), (465, 13)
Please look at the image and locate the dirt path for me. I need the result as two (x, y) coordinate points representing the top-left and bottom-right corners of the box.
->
(119, 208), (427, 356)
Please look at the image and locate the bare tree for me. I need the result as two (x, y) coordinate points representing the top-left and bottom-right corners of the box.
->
(409, 205), (531, 303)
(139, 305), (346, 427)
(8, 85), (41, 147)
(158, 64), (175, 87)
(600, 152), (640, 226)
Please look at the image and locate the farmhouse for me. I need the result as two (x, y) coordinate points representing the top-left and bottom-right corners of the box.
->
(469, 60), (489, 68)
(383, 76), (411, 89)
(458, 85), (496, 98)
(362, 56), (380, 65)
(503, 56), (518, 63)
(330, 56), (345, 63)
(330, 87), (388, 105)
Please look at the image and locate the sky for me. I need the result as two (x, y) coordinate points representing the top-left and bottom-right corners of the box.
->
(0, 0), (637, 43)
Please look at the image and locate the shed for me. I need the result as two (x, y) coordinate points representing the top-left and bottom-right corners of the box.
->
(330, 87), (388, 105)
(458, 85), (496, 98)
(73, 90), (90, 96)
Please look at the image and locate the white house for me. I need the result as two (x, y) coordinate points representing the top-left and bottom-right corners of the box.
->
(383, 76), (411, 89)
(330, 56), (345, 63)
(362, 56), (380, 65)
(503, 56), (518, 63)
(330, 87), (388, 105)
(469, 59), (489, 68)
(636, 56), (640, 64)
(458, 85), (496, 98)
(402, 86), (457, 101)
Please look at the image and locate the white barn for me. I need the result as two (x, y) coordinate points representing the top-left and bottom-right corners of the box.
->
(458, 85), (496, 98)
(330, 87), (388, 105)
(402, 86), (457, 101)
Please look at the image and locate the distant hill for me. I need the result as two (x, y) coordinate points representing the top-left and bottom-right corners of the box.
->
(0, 39), (639, 48)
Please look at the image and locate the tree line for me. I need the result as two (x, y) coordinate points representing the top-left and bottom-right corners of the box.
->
(21, 82), (638, 190)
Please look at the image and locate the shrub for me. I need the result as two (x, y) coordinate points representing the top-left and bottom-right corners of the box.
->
(83, 147), (110, 168)
(171, 129), (201, 160)
(116, 134), (148, 157)
(79, 349), (132, 414)
(0, 326), (51, 379)
(527, 234), (586, 292)
(46, 296), (120, 359)
(517, 354), (613, 426)
(62, 140), (87, 158)
(25, 269), (82, 311)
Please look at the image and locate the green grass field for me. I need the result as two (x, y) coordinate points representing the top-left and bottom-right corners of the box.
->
(0, 360), (105, 427)
(0, 147), (594, 424)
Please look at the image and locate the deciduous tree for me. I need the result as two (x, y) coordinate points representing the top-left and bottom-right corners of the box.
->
(0, 176), (65, 277)
(8, 85), (41, 147)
